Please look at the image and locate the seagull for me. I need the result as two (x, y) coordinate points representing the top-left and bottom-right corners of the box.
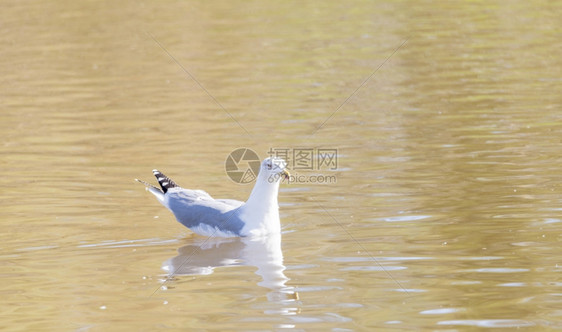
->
(136, 158), (290, 237)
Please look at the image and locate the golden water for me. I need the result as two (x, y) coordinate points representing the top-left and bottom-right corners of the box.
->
(1, 1), (561, 330)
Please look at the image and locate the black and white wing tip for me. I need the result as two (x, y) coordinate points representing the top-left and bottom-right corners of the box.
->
(152, 169), (179, 193)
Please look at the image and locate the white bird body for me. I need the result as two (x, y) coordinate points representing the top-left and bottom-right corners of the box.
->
(136, 158), (289, 237)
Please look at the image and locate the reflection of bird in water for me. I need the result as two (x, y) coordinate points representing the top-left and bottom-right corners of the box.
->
(163, 234), (299, 303)
(136, 157), (290, 237)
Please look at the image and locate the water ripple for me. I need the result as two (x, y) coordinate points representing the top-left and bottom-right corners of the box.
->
(381, 215), (431, 222)
(77, 238), (179, 248)
(471, 268), (529, 273)
(420, 308), (465, 315)
(437, 319), (535, 328)
(341, 266), (407, 271)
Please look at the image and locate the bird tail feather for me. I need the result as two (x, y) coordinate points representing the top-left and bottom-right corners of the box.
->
(135, 178), (165, 203)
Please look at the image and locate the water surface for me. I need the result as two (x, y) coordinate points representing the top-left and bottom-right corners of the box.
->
(1, 0), (561, 330)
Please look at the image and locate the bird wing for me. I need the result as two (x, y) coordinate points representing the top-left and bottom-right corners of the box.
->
(152, 169), (179, 193)
(166, 189), (245, 236)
